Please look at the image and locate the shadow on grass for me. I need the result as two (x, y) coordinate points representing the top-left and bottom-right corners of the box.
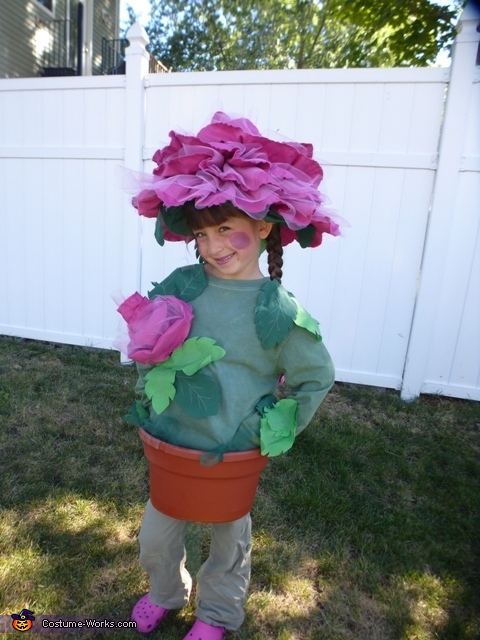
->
(246, 387), (480, 639)
(1, 338), (480, 639)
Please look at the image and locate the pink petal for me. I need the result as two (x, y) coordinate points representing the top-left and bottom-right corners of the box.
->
(117, 292), (147, 323)
(132, 190), (162, 218)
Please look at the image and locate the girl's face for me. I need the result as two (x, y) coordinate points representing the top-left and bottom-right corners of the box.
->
(193, 215), (272, 280)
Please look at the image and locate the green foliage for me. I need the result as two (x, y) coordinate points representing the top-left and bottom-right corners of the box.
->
(143, 337), (225, 416)
(134, 0), (463, 71)
(165, 337), (226, 376)
(254, 279), (297, 349)
(162, 205), (194, 237)
(290, 296), (321, 338)
(124, 400), (150, 426)
(145, 365), (177, 413)
(260, 398), (297, 456)
(174, 370), (222, 417)
(154, 212), (165, 245)
(255, 280), (322, 348)
(149, 264), (207, 302)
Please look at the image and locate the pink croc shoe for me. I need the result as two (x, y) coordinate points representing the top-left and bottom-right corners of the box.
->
(131, 593), (169, 634)
(183, 618), (226, 639)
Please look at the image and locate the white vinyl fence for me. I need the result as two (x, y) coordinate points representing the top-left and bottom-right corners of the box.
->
(1, 5), (479, 401)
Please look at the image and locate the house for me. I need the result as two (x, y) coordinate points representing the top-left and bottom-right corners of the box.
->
(0, 0), (121, 78)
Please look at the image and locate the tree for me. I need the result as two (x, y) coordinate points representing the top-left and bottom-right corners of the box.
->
(126, 0), (463, 71)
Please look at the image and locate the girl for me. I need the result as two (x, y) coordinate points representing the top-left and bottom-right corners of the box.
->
(121, 113), (342, 639)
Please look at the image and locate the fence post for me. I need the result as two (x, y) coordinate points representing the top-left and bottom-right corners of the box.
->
(400, 2), (480, 400)
(120, 22), (150, 358)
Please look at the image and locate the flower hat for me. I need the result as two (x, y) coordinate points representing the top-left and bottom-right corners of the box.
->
(131, 111), (343, 248)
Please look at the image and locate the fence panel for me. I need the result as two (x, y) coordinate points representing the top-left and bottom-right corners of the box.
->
(0, 77), (126, 348)
(401, 5), (480, 400)
(412, 79), (480, 399)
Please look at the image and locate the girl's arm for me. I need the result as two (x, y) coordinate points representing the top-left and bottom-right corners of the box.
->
(277, 327), (335, 434)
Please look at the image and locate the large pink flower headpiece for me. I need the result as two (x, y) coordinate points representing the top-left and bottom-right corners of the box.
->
(131, 112), (343, 248)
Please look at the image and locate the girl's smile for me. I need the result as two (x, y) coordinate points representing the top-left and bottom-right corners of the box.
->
(193, 217), (272, 280)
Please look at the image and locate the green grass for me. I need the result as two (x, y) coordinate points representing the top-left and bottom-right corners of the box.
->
(0, 335), (479, 639)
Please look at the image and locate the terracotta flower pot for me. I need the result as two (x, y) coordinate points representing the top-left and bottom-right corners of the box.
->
(139, 428), (269, 523)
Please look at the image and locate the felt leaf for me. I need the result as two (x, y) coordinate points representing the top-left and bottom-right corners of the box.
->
(291, 298), (322, 339)
(260, 418), (296, 456)
(162, 205), (193, 237)
(149, 264), (207, 302)
(149, 274), (175, 299)
(135, 400), (150, 420)
(173, 265), (208, 301)
(145, 365), (176, 414)
(264, 398), (298, 435)
(260, 398), (298, 457)
(165, 337), (225, 376)
(255, 394), (278, 416)
(174, 371), (222, 418)
(154, 212), (165, 246)
(124, 401), (146, 426)
(296, 224), (316, 248)
(255, 279), (298, 349)
(264, 210), (286, 225)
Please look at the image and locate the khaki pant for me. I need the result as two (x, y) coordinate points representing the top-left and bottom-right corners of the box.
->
(138, 500), (252, 631)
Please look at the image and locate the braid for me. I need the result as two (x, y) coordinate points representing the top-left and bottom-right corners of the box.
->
(266, 224), (283, 283)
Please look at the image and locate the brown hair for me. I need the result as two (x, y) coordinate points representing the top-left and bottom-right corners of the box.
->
(184, 202), (283, 283)
(266, 224), (283, 283)
(184, 201), (242, 231)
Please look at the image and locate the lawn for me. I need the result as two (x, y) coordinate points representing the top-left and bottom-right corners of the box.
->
(0, 336), (479, 639)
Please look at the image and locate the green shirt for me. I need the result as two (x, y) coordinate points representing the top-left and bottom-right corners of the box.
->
(136, 267), (335, 454)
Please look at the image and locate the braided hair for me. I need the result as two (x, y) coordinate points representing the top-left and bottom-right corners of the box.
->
(266, 224), (283, 283)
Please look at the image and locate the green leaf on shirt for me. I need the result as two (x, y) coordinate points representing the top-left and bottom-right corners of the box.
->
(149, 264), (207, 302)
(174, 371), (222, 418)
(260, 398), (297, 457)
(255, 279), (297, 349)
(255, 394), (277, 415)
(165, 337), (226, 376)
(144, 365), (176, 414)
(291, 297), (322, 339)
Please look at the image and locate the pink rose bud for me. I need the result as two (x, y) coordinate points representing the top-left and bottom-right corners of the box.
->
(117, 293), (194, 365)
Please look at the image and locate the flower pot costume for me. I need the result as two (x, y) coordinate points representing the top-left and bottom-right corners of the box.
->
(119, 112), (341, 636)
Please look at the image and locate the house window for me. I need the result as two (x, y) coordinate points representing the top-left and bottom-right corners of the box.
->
(35, 0), (54, 13)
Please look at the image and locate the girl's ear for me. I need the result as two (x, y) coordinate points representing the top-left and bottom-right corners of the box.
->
(257, 220), (274, 239)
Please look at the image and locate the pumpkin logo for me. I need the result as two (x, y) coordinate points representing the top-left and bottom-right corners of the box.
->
(11, 609), (35, 632)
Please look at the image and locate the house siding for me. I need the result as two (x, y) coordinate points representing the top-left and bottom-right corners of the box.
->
(0, 1), (50, 78)
(0, 0), (118, 78)
(92, 0), (120, 75)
